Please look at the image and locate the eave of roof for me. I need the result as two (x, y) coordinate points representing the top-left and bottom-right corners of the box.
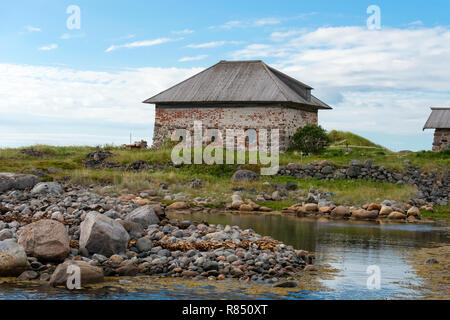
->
(143, 60), (332, 110)
(423, 107), (450, 130)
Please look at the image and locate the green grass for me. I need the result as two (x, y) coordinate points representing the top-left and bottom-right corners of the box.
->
(0, 142), (447, 208)
(328, 130), (384, 149)
(420, 206), (450, 221)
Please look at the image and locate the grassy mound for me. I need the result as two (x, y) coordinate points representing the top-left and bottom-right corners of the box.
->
(328, 130), (384, 149)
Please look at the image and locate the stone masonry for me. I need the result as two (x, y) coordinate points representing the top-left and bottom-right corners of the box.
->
(432, 128), (450, 152)
(152, 106), (318, 152)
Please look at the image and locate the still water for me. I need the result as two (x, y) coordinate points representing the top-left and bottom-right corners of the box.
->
(0, 213), (448, 300)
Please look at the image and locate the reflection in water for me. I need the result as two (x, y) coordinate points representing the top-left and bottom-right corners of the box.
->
(0, 213), (448, 300)
(169, 212), (449, 299)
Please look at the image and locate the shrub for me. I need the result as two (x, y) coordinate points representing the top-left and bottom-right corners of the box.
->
(291, 125), (331, 154)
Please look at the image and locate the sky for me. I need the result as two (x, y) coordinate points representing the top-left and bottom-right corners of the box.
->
(1, 0), (450, 151)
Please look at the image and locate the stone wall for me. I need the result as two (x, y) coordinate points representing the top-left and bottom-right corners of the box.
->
(278, 160), (449, 205)
(153, 105), (318, 152)
(433, 128), (450, 152)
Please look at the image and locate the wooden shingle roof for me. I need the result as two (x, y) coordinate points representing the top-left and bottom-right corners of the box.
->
(423, 107), (450, 130)
(143, 60), (331, 110)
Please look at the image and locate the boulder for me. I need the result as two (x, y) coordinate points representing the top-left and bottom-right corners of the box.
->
(351, 209), (379, 220)
(18, 219), (70, 262)
(125, 205), (159, 228)
(49, 260), (104, 287)
(379, 206), (393, 217)
(0, 239), (29, 276)
(0, 229), (14, 241)
(231, 170), (259, 182)
(0, 173), (40, 193)
(407, 206), (421, 217)
(331, 206), (350, 218)
(367, 203), (381, 211)
(136, 237), (153, 252)
(387, 211), (407, 220)
(318, 206), (332, 214)
(304, 203), (318, 212)
(30, 182), (63, 195)
(166, 202), (190, 210)
(239, 204), (254, 211)
(79, 212), (130, 257)
(18, 270), (39, 280)
(117, 220), (144, 239)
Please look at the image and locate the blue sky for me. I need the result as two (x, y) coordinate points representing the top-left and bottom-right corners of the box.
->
(1, 0), (450, 150)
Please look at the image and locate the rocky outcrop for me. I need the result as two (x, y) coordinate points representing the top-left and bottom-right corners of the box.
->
(0, 173), (39, 193)
(0, 239), (29, 276)
(49, 260), (104, 287)
(80, 211), (130, 257)
(18, 219), (70, 262)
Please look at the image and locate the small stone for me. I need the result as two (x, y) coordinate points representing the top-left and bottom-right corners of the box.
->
(407, 206), (421, 217)
(18, 270), (39, 280)
(136, 237), (153, 252)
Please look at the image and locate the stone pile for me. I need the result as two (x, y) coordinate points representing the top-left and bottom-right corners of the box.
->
(278, 160), (449, 205)
(0, 173), (312, 288)
(282, 200), (423, 222)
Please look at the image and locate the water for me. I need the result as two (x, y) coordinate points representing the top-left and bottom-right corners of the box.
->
(0, 213), (448, 300)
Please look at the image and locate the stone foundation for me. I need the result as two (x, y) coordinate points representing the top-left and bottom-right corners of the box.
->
(152, 106), (318, 152)
(432, 128), (450, 152)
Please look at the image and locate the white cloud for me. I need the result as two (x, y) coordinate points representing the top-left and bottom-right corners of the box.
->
(229, 26), (450, 150)
(210, 14), (315, 30)
(186, 41), (242, 48)
(60, 33), (86, 40)
(105, 38), (176, 52)
(270, 29), (306, 41)
(25, 26), (41, 32)
(38, 44), (58, 51)
(253, 18), (281, 26)
(408, 20), (424, 26)
(172, 29), (195, 35)
(179, 55), (208, 62)
(210, 20), (244, 30)
(0, 63), (203, 146)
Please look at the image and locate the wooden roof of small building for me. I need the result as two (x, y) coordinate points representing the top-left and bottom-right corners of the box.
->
(423, 107), (450, 130)
(143, 60), (331, 110)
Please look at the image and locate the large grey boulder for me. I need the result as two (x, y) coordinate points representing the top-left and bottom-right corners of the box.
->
(231, 170), (259, 182)
(18, 219), (70, 262)
(31, 182), (63, 195)
(80, 212), (129, 257)
(0, 239), (29, 276)
(125, 205), (159, 228)
(0, 173), (40, 193)
(49, 260), (104, 287)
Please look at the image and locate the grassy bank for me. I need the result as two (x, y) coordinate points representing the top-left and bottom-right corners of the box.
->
(0, 142), (448, 211)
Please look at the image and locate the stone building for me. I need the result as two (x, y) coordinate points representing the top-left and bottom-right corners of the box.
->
(143, 60), (332, 151)
(423, 107), (450, 152)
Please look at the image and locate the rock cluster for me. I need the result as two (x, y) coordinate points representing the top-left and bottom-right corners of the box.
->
(227, 192), (272, 212)
(0, 176), (312, 287)
(282, 200), (423, 222)
(278, 160), (449, 205)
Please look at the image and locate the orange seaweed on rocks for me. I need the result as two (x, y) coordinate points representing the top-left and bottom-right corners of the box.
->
(154, 239), (283, 252)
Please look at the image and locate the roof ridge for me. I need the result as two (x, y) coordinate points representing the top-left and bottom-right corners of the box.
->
(260, 62), (290, 102)
(142, 61), (221, 103)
